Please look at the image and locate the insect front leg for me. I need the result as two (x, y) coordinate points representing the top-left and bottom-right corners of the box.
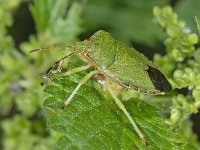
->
(42, 64), (92, 86)
(47, 47), (75, 75)
(105, 81), (148, 146)
(42, 51), (78, 85)
(61, 70), (98, 110)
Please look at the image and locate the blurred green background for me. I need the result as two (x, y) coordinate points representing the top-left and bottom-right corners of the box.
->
(0, 0), (200, 149)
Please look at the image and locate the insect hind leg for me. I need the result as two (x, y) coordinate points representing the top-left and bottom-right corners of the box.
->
(105, 81), (148, 145)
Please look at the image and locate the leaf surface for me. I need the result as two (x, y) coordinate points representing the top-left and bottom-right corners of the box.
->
(44, 73), (185, 150)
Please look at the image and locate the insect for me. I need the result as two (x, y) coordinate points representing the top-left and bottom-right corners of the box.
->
(32, 30), (172, 145)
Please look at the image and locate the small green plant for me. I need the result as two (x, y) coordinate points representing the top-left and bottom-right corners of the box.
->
(153, 6), (200, 125)
(0, 0), (83, 149)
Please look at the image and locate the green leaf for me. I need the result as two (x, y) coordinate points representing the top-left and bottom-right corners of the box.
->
(1, 116), (59, 150)
(153, 6), (198, 63)
(44, 73), (185, 149)
(30, 0), (83, 44)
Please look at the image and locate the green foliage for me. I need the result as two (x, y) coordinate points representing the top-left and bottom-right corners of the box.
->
(82, 0), (167, 46)
(30, 0), (83, 45)
(0, 0), (83, 149)
(43, 5), (200, 150)
(2, 116), (60, 150)
(1, 0), (200, 150)
(153, 6), (200, 121)
(175, 0), (200, 33)
(195, 16), (200, 36)
(0, 0), (22, 117)
(153, 6), (200, 149)
(154, 7), (198, 62)
(43, 73), (184, 149)
(0, 0), (20, 35)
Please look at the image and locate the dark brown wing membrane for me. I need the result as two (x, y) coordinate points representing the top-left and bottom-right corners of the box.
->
(146, 65), (172, 93)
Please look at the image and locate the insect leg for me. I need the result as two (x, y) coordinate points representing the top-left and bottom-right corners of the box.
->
(31, 45), (75, 75)
(61, 70), (98, 110)
(47, 47), (75, 75)
(41, 52), (76, 85)
(62, 64), (92, 76)
(43, 64), (92, 86)
(105, 82), (147, 145)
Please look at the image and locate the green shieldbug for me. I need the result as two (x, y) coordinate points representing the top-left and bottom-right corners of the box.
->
(33, 30), (172, 145)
